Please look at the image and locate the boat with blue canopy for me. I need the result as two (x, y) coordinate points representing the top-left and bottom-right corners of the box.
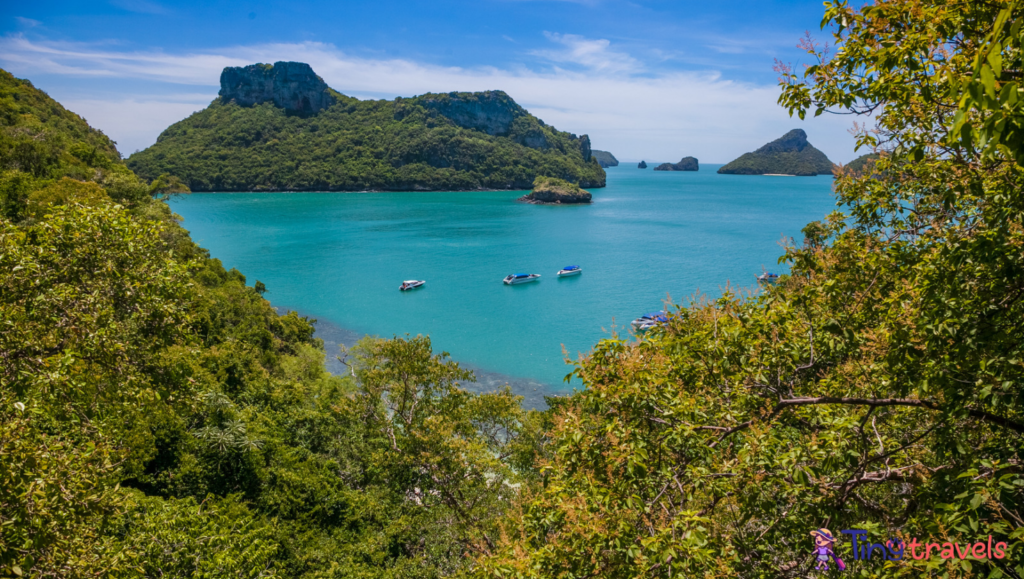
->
(757, 272), (780, 283)
(631, 310), (669, 331)
(557, 265), (582, 277)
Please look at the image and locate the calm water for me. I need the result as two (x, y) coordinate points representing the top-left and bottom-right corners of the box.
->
(170, 165), (837, 403)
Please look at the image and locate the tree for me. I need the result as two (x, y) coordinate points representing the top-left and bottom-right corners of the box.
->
(478, 1), (1024, 577)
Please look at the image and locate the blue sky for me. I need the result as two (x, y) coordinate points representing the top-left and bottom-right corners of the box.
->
(0, 0), (865, 163)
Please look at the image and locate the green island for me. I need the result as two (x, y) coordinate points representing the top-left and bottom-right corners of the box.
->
(126, 62), (605, 192)
(591, 149), (619, 167)
(517, 175), (592, 204)
(653, 156), (698, 171)
(717, 128), (834, 175)
(3, 1), (1024, 577)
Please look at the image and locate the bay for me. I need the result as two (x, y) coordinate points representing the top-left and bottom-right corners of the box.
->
(170, 164), (838, 402)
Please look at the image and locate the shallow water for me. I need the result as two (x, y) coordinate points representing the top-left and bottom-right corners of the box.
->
(171, 165), (837, 403)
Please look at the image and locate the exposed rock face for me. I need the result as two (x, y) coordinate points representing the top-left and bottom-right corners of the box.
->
(519, 176), (592, 204)
(592, 150), (619, 167)
(717, 129), (834, 176)
(654, 156), (699, 171)
(638, 160), (648, 168)
(577, 134), (592, 163)
(419, 90), (527, 136)
(219, 61), (335, 113)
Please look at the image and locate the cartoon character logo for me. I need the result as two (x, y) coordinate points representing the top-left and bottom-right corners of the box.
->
(811, 528), (846, 571)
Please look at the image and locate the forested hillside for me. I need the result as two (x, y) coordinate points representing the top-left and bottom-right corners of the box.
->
(126, 63), (605, 192)
(0, 68), (545, 579)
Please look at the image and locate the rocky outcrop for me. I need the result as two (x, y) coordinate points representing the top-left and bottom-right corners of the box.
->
(718, 129), (834, 176)
(638, 160), (648, 168)
(577, 134), (592, 163)
(518, 176), (592, 204)
(592, 150), (619, 167)
(654, 156), (698, 171)
(419, 90), (527, 136)
(219, 62), (335, 113)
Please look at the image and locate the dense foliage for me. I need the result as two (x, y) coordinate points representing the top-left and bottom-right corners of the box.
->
(126, 89), (605, 192)
(0, 68), (545, 579)
(718, 128), (834, 176)
(479, 1), (1024, 577)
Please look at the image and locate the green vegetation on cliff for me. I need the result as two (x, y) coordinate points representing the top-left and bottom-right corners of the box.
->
(717, 128), (834, 175)
(127, 63), (605, 192)
(518, 175), (592, 204)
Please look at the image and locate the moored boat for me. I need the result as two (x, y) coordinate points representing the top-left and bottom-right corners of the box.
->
(757, 272), (780, 283)
(631, 311), (669, 331)
(557, 265), (582, 277)
(503, 273), (541, 285)
(400, 280), (425, 291)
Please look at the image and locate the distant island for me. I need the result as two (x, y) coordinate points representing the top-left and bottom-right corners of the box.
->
(638, 160), (648, 168)
(592, 150), (619, 167)
(654, 157), (698, 171)
(717, 129), (834, 176)
(844, 152), (880, 175)
(518, 176), (592, 204)
(127, 61), (605, 192)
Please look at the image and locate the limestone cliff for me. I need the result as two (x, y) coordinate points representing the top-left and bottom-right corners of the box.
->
(418, 91), (526, 136)
(219, 61), (335, 113)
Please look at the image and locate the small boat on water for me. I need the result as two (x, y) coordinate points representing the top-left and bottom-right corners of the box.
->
(757, 272), (780, 283)
(631, 311), (669, 331)
(504, 273), (541, 285)
(400, 280), (425, 291)
(557, 265), (582, 277)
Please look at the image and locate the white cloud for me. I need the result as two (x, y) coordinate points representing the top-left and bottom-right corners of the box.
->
(15, 17), (41, 28)
(0, 35), (861, 162)
(531, 32), (640, 73)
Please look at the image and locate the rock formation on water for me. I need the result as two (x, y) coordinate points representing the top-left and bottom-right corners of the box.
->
(844, 152), (881, 175)
(592, 150), (619, 167)
(717, 129), (834, 176)
(219, 61), (336, 113)
(638, 160), (648, 168)
(128, 62), (605, 191)
(518, 176), (592, 204)
(654, 156), (699, 171)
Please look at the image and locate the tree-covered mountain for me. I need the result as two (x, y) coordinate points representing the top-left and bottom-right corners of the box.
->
(717, 128), (834, 175)
(844, 151), (880, 175)
(126, 61), (605, 192)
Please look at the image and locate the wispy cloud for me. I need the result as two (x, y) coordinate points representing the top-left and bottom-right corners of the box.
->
(109, 0), (170, 15)
(14, 17), (42, 28)
(531, 32), (640, 74)
(0, 34), (860, 162)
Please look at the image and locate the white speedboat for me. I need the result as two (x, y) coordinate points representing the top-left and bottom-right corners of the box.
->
(399, 280), (425, 291)
(631, 311), (668, 331)
(557, 265), (582, 277)
(503, 273), (541, 285)
(757, 272), (780, 283)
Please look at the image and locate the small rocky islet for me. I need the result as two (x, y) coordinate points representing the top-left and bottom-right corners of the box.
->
(592, 150), (619, 167)
(654, 156), (698, 171)
(518, 176), (592, 204)
(638, 160), (648, 168)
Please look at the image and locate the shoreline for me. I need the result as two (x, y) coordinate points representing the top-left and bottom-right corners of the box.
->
(273, 305), (565, 410)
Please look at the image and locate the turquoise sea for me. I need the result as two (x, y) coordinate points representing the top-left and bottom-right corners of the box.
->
(170, 165), (838, 406)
